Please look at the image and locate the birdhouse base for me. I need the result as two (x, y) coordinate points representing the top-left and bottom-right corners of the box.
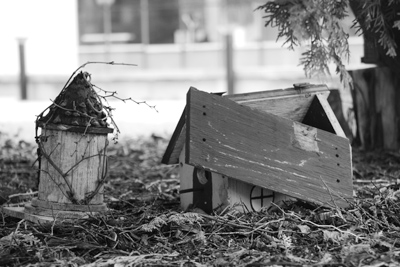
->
(2, 206), (55, 224)
(178, 146), (292, 214)
(2, 199), (107, 224)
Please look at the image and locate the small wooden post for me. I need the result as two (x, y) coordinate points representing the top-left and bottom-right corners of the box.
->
(17, 38), (27, 100)
(225, 33), (235, 95)
(140, 0), (150, 68)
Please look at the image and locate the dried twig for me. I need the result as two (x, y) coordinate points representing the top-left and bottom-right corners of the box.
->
(92, 83), (158, 112)
(62, 61), (137, 91)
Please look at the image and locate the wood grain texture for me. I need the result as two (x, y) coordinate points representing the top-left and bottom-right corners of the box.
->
(186, 88), (352, 208)
(1, 207), (25, 220)
(24, 204), (91, 219)
(38, 129), (107, 204)
(227, 85), (330, 125)
(226, 84), (329, 102)
(227, 94), (321, 123)
(31, 199), (107, 212)
(163, 85), (332, 165)
(2, 206), (76, 224)
(37, 121), (113, 134)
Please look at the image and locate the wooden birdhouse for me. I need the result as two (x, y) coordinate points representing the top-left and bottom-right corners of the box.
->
(162, 84), (353, 214)
(3, 72), (113, 223)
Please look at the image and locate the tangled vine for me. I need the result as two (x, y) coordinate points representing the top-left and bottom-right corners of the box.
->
(34, 61), (157, 204)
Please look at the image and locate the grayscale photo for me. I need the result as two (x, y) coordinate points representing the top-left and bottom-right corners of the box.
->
(1, 1), (399, 266)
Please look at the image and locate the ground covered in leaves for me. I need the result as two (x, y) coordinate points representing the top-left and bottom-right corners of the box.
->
(1, 133), (400, 266)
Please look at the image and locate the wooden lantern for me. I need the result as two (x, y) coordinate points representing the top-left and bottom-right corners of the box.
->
(25, 71), (113, 220)
(162, 84), (353, 214)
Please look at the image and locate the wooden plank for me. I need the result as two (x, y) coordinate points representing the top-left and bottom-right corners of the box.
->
(97, 135), (108, 203)
(24, 204), (93, 219)
(60, 130), (78, 203)
(227, 85), (331, 124)
(38, 129), (107, 204)
(37, 121), (113, 134)
(86, 134), (107, 204)
(2, 205), (103, 224)
(162, 90), (225, 165)
(226, 85), (330, 122)
(186, 88), (352, 208)
(163, 85), (332, 165)
(316, 94), (347, 138)
(226, 84), (329, 102)
(38, 129), (69, 202)
(2, 206), (25, 219)
(2, 206), (54, 224)
(31, 199), (107, 212)
(231, 94), (328, 123)
(74, 134), (90, 203)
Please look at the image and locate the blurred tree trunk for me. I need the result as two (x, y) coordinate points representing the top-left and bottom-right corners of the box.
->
(349, 1), (400, 150)
(349, 67), (400, 150)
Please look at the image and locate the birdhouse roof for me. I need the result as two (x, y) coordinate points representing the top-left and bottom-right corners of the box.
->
(37, 71), (113, 134)
(161, 84), (342, 165)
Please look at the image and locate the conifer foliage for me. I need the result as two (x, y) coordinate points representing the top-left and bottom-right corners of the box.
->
(258, 0), (400, 86)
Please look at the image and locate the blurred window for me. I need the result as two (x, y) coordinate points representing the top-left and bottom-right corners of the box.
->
(78, 0), (179, 44)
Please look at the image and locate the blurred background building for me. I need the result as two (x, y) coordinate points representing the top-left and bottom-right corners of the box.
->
(0, 0), (364, 101)
(0, 0), (365, 141)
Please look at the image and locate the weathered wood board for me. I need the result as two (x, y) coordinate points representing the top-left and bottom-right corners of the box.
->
(2, 207), (54, 224)
(186, 88), (352, 208)
(162, 84), (334, 165)
(226, 84), (330, 123)
(38, 128), (107, 205)
(2, 206), (95, 224)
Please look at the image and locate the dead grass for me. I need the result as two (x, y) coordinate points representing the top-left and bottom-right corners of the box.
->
(1, 134), (400, 266)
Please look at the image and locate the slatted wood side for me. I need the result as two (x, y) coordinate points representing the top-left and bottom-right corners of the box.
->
(231, 93), (328, 123)
(162, 85), (332, 165)
(38, 129), (107, 205)
(226, 84), (329, 102)
(227, 85), (330, 124)
(186, 88), (352, 208)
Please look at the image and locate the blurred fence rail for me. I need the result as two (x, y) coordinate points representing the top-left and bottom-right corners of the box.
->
(1, 37), (364, 101)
